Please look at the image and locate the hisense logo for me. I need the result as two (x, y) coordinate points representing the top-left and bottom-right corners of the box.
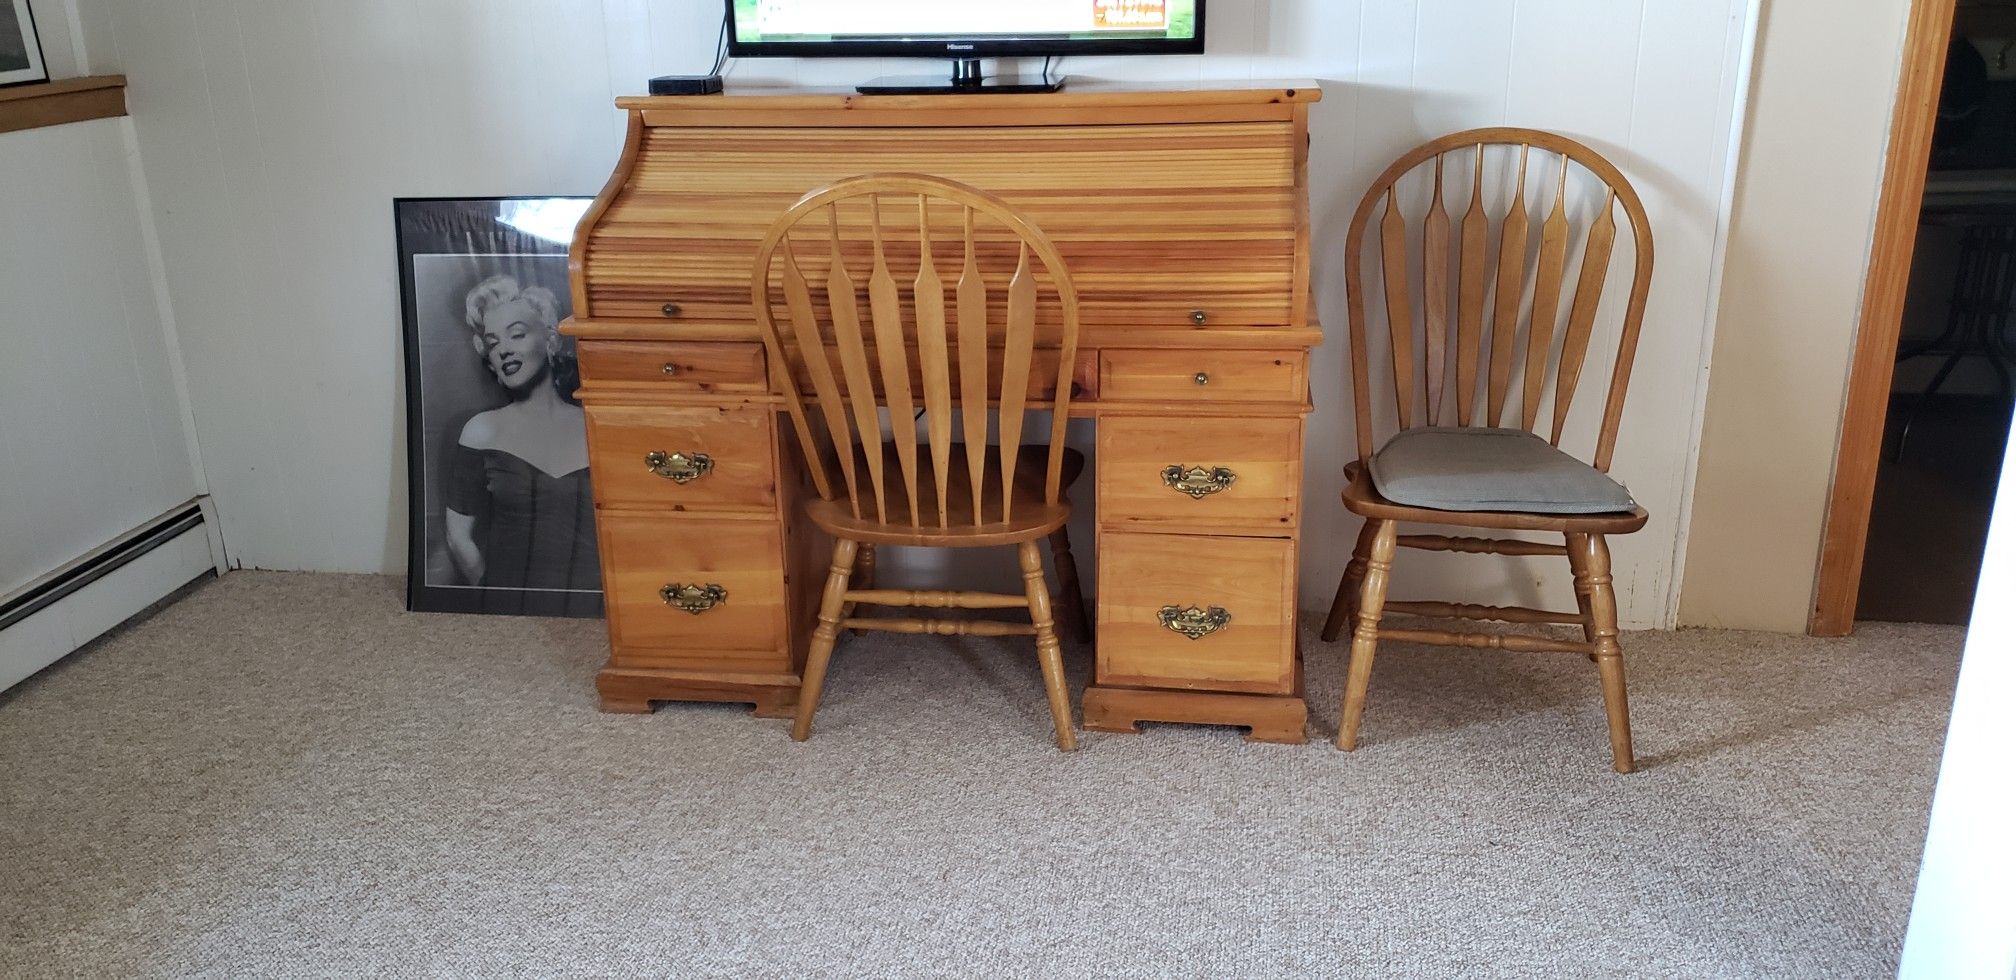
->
(946, 43), (974, 51)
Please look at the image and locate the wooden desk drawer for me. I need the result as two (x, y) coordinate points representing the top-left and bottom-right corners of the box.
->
(578, 341), (767, 391)
(600, 514), (787, 657)
(586, 404), (776, 511)
(1099, 349), (1304, 402)
(1098, 417), (1301, 534)
(1096, 532), (1296, 695)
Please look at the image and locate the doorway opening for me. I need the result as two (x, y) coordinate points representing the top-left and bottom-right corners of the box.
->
(1858, 20), (2016, 625)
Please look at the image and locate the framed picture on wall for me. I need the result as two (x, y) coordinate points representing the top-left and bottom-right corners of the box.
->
(396, 197), (602, 617)
(0, 0), (48, 87)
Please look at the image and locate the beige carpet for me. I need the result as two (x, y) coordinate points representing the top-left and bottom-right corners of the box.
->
(0, 572), (1963, 977)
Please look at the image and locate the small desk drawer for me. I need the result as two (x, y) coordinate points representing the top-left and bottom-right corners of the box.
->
(578, 341), (768, 391)
(600, 513), (787, 657)
(1099, 349), (1304, 402)
(1098, 417), (1301, 534)
(586, 404), (776, 511)
(1096, 531), (1296, 695)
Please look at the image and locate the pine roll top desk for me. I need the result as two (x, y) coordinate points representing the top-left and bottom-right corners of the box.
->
(565, 81), (1322, 742)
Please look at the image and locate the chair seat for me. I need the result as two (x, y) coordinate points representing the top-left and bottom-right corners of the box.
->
(1344, 429), (1648, 534)
(1371, 427), (1638, 513)
(806, 444), (1080, 547)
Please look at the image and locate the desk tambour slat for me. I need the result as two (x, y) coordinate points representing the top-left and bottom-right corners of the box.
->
(566, 81), (1321, 742)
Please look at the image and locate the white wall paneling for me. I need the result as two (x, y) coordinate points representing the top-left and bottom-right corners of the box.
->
(1680, 0), (1917, 631)
(0, 98), (217, 691)
(0, 116), (205, 600)
(76, 0), (1753, 628)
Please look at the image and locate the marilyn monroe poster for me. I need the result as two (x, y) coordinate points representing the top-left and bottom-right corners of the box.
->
(398, 197), (602, 617)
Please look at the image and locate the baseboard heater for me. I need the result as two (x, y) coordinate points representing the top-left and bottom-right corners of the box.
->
(1, 502), (219, 693)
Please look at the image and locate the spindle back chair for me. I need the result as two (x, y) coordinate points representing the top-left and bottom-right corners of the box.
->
(750, 173), (1084, 750)
(1320, 129), (1656, 772)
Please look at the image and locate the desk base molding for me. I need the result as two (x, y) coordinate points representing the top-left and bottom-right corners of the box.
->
(597, 666), (800, 718)
(1082, 686), (1309, 744)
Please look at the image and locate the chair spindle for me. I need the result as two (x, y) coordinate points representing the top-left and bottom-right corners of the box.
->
(1523, 156), (1574, 432)
(1379, 190), (1414, 430)
(1455, 144), (1489, 426)
(1487, 145), (1531, 426)
(914, 195), (955, 528)
(866, 195), (922, 526)
(1422, 156), (1451, 425)
(1551, 188), (1619, 446)
(997, 242), (1037, 524)
(826, 206), (886, 522)
(957, 206), (990, 526)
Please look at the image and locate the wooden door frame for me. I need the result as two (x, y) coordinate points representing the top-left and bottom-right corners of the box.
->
(1809, 0), (1960, 636)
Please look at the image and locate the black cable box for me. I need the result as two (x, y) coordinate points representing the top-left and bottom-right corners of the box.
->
(649, 74), (724, 96)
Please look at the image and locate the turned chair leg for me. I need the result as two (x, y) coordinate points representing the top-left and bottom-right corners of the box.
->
(1566, 533), (1599, 663)
(1322, 519), (1382, 642)
(1047, 527), (1091, 643)
(845, 544), (876, 631)
(1019, 540), (1077, 751)
(792, 538), (859, 742)
(1573, 533), (1635, 773)
(1336, 519), (1398, 751)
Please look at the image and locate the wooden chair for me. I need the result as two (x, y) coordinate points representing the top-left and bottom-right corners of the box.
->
(1319, 129), (1655, 772)
(750, 173), (1087, 751)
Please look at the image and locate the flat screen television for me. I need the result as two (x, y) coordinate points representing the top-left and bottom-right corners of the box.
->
(725, 0), (1205, 94)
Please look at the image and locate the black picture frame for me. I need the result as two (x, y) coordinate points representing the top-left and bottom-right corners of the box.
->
(724, 0), (1206, 59)
(0, 0), (49, 88)
(396, 197), (603, 618)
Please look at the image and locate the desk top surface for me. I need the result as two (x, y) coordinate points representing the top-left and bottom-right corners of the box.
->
(614, 78), (1322, 113)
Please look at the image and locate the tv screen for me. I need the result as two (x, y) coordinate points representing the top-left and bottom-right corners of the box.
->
(727, 0), (1204, 58)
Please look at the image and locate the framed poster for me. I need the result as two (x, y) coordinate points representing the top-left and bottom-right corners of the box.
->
(0, 0), (47, 88)
(396, 197), (602, 617)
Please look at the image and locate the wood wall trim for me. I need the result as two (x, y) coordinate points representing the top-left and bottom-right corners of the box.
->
(1809, 0), (1958, 636)
(0, 76), (128, 136)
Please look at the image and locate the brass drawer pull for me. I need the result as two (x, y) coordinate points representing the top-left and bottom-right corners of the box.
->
(1159, 604), (1230, 640)
(1190, 309), (1209, 325)
(1162, 465), (1237, 499)
(1193, 371), (1210, 386)
(661, 583), (727, 614)
(660, 302), (682, 318)
(645, 450), (713, 484)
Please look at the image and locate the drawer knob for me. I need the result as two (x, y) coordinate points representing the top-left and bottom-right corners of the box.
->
(1190, 309), (1209, 325)
(661, 362), (680, 376)
(660, 302), (682, 318)
(1161, 465), (1238, 499)
(1159, 604), (1231, 640)
(645, 450), (713, 484)
(1193, 371), (1210, 386)
(661, 583), (727, 614)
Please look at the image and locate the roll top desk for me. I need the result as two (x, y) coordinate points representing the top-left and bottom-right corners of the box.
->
(565, 81), (1322, 742)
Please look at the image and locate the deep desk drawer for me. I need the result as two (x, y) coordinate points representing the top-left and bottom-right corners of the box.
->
(1099, 349), (1304, 402)
(578, 341), (768, 391)
(586, 404), (776, 511)
(600, 513), (787, 658)
(1096, 531), (1296, 695)
(1098, 417), (1302, 534)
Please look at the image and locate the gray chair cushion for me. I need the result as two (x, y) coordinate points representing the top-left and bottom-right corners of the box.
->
(1367, 427), (1637, 514)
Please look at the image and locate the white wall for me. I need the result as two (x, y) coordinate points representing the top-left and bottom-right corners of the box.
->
(0, 117), (203, 599)
(77, 0), (1752, 628)
(1680, 0), (1915, 632)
